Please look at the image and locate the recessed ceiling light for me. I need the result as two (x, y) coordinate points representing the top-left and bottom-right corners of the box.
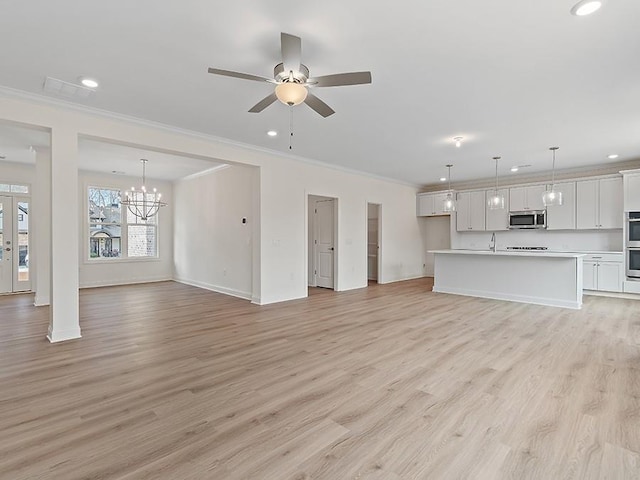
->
(510, 167), (519, 172)
(571, 0), (603, 16)
(440, 177), (447, 182)
(607, 154), (619, 159)
(267, 130), (278, 137)
(80, 77), (99, 88)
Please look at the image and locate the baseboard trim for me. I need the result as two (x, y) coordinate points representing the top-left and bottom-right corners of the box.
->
(379, 274), (428, 285)
(174, 278), (252, 301)
(79, 277), (172, 289)
(584, 289), (639, 300)
(47, 327), (82, 343)
(432, 286), (582, 310)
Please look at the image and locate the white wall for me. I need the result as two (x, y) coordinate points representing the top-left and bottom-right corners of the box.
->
(0, 93), (424, 309)
(420, 216), (451, 276)
(273, 160), (423, 301)
(173, 165), (255, 299)
(78, 170), (174, 288)
(0, 161), (34, 184)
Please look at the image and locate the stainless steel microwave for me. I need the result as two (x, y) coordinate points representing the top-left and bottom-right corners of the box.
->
(509, 210), (547, 229)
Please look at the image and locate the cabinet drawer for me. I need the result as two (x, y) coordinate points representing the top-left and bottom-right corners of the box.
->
(583, 253), (623, 263)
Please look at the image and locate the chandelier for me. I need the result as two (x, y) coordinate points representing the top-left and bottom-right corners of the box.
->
(121, 159), (167, 221)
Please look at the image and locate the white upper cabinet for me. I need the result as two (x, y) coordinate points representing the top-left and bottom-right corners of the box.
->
(546, 182), (576, 230)
(417, 192), (451, 217)
(576, 177), (623, 229)
(624, 173), (640, 211)
(485, 188), (510, 231)
(456, 191), (486, 231)
(509, 185), (546, 211)
(599, 178), (623, 228)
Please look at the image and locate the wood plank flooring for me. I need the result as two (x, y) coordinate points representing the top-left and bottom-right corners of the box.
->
(1, 279), (639, 479)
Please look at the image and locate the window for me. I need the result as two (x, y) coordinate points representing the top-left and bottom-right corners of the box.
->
(88, 187), (158, 260)
(0, 183), (29, 194)
(127, 193), (157, 258)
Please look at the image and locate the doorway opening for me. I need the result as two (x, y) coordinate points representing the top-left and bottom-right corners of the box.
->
(367, 203), (381, 284)
(0, 192), (31, 294)
(308, 195), (337, 290)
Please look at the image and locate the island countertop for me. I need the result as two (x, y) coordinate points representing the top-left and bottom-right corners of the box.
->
(429, 249), (586, 259)
(430, 249), (584, 309)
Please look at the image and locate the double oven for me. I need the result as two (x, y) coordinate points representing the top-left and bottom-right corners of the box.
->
(627, 212), (640, 278)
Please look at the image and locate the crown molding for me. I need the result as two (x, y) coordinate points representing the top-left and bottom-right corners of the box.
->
(177, 164), (231, 182)
(0, 85), (421, 189)
(420, 159), (640, 193)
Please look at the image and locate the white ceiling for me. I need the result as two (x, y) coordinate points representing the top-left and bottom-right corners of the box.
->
(0, 124), (224, 180)
(0, 0), (639, 186)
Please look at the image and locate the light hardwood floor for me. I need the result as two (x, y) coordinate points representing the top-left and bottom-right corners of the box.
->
(1, 279), (639, 479)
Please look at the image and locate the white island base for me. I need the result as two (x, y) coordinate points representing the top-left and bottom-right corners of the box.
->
(431, 250), (584, 309)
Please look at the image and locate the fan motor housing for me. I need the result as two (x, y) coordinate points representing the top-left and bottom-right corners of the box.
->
(274, 63), (309, 83)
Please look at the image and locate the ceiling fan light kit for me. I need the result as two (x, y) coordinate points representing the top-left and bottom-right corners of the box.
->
(275, 82), (307, 106)
(207, 32), (371, 118)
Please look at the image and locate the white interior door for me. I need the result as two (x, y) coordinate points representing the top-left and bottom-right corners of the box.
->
(0, 195), (14, 294)
(315, 199), (334, 289)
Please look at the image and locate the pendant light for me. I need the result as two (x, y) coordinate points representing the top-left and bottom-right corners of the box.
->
(442, 164), (456, 212)
(542, 147), (563, 207)
(487, 156), (505, 210)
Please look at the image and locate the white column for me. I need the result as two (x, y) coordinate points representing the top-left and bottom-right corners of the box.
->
(47, 128), (80, 342)
(34, 147), (51, 306)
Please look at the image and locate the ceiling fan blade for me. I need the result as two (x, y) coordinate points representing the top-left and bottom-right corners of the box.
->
(308, 71), (372, 87)
(281, 33), (302, 75)
(248, 93), (278, 113)
(208, 67), (274, 83)
(304, 92), (335, 118)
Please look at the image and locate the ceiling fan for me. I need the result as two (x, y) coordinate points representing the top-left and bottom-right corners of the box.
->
(207, 33), (372, 118)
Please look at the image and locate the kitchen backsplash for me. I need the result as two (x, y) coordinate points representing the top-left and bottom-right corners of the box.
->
(451, 227), (623, 252)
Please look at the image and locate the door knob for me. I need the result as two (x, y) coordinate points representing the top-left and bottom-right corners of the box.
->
(4, 248), (10, 252)
(329, 247), (334, 251)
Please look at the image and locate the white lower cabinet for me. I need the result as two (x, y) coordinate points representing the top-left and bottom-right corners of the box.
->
(582, 253), (623, 293)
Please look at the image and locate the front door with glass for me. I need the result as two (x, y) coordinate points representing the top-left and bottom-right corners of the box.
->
(0, 195), (31, 294)
(0, 195), (13, 294)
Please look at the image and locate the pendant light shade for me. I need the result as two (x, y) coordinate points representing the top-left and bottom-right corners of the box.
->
(442, 164), (456, 212)
(542, 147), (563, 207)
(487, 156), (505, 210)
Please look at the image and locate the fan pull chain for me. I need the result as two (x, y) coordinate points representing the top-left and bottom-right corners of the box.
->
(289, 105), (294, 150)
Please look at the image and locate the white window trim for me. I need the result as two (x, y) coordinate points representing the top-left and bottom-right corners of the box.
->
(86, 184), (160, 263)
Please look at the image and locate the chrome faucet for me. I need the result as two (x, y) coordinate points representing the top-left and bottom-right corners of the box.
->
(489, 232), (496, 252)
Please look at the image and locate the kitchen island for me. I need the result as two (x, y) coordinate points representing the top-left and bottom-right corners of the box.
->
(430, 250), (585, 309)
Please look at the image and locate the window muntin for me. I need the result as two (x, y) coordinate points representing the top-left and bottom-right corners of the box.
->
(88, 187), (158, 260)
